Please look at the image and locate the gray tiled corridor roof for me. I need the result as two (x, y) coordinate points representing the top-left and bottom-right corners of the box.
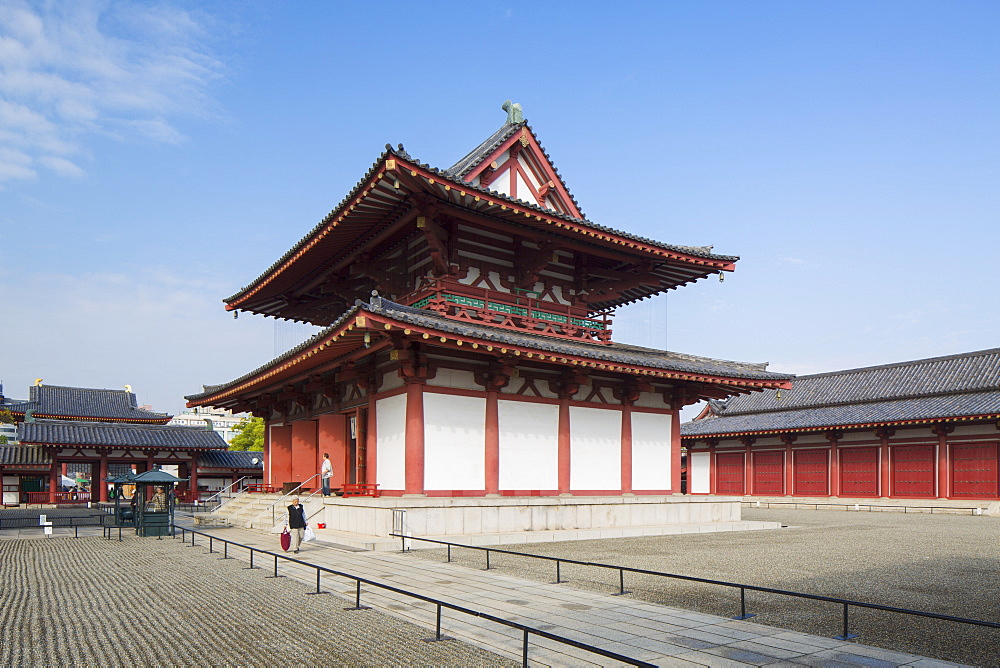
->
(682, 349), (1000, 437)
(19, 420), (227, 449)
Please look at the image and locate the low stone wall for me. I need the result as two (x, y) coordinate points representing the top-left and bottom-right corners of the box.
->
(317, 495), (742, 539)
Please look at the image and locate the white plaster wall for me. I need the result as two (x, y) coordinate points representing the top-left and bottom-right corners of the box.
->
(2, 475), (17, 505)
(517, 155), (540, 188)
(198, 477), (227, 491)
(381, 371), (404, 392)
(690, 451), (711, 493)
(634, 391), (665, 409)
(424, 393), (486, 490)
(570, 406), (621, 490)
(498, 400), (558, 489)
(456, 266), (480, 286)
(375, 394), (407, 490)
(516, 173), (534, 205)
(631, 412), (672, 490)
(429, 368), (478, 391)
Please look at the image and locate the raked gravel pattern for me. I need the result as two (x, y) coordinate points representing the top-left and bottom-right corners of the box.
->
(402, 508), (1000, 666)
(0, 535), (516, 667)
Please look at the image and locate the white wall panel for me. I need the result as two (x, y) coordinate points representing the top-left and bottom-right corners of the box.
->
(631, 412), (672, 490)
(570, 406), (621, 490)
(429, 368), (479, 391)
(424, 393), (486, 490)
(375, 394), (407, 490)
(689, 451), (710, 494)
(498, 400), (558, 489)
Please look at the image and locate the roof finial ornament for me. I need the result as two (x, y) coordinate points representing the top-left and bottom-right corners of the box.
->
(502, 100), (524, 125)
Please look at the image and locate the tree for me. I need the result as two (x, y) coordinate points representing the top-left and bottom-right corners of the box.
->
(228, 415), (264, 451)
(0, 410), (13, 445)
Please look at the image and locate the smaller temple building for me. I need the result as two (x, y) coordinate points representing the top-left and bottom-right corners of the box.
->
(0, 383), (260, 504)
(682, 349), (1000, 501)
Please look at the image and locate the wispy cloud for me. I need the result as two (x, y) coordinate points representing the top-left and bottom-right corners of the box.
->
(0, 0), (223, 185)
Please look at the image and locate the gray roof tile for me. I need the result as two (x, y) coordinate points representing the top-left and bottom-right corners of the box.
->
(682, 349), (1000, 437)
(4, 385), (170, 422)
(18, 420), (227, 449)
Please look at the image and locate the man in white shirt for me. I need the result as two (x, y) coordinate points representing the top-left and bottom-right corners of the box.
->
(321, 453), (333, 496)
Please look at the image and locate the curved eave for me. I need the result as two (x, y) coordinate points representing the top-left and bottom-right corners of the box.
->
(4, 412), (170, 424)
(682, 413), (1000, 441)
(188, 306), (791, 408)
(224, 151), (738, 317)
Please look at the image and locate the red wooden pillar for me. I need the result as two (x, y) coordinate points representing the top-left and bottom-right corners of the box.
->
(741, 437), (755, 496)
(49, 461), (60, 504)
(708, 442), (717, 494)
(620, 401), (633, 494)
(557, 397), (571, 494)
(98, 452), (109, 503)
(827, 431), (842, 497)
(485, 389), (500, 496)
(269, 424), (293, 487)
(366, 394), (377, 487)
(934, 424), (954, 498)
(318, 414), (347, 492)
(189, 457), (199, 497)
(670, 403), (682, 495)
(404, 379), (425, 496)
(876, 427), (893, 497)
(782, 434), (796, 495)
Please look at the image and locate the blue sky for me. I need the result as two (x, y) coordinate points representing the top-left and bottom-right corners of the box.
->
(1, 1), (998, 416)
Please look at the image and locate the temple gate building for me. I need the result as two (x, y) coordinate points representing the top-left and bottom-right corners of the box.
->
(682, 349), (1000, 504)
(187, 104), (792, 538)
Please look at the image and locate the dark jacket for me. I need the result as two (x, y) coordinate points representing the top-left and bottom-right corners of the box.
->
(288, 504), (307, 529)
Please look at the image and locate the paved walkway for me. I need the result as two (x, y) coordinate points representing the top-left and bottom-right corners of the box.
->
(194, 524), (964, 667)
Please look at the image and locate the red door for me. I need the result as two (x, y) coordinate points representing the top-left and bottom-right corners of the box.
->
(951, 443), (999, 499)
(892, 445), (935, 497)
(840, 447), (879, 497)
(793, 449), (828, 495)
(716, 452), (745, 494)
(752, 452), (784, 495)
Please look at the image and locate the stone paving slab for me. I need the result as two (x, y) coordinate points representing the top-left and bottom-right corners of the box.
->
(193, 524), (968, 667)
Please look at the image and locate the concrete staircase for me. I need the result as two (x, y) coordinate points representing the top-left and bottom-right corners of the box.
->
(193, 492), (283, 528)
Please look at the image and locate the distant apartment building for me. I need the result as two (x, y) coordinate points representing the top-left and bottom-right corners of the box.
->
(168, 407), (247, 444)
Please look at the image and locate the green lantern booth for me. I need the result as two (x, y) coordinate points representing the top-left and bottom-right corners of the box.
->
(105, 473), (138, 525)
(132, 468), (186, 537)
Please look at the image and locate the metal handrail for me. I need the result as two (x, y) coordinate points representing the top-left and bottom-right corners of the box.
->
(252, 473), (321, 525)
(743, 500), (986, 515)
(172, 526), (653, 668)
(391, 533), (1000, 641)
(202, 476), (251, 508)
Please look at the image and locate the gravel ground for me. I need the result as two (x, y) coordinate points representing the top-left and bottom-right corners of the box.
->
(0, 535), (516, 667)
(403, 508), (1000, 666)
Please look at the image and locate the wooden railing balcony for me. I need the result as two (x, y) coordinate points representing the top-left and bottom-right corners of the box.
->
(407, 287), (613, 344)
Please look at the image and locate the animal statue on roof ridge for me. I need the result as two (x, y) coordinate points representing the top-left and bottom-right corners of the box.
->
(502, 100), (524, 125)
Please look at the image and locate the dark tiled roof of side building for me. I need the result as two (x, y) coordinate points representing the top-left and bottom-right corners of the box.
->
(681, 349), (1000, 437)
(187, 296), (793, 402)
(18, 420), (226, 449)
(0, 445), (50, 466)
(198, 450), (264, 469)
(3, 385), (170, 422)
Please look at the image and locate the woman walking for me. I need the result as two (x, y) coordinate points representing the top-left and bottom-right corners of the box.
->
(286, 496), (307, 553)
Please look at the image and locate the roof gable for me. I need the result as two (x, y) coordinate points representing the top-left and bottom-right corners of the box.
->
(446, 122), (583, 219)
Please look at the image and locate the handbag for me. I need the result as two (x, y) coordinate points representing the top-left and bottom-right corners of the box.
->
(303, 525), (316, 542)
(280, 527), (291, 551)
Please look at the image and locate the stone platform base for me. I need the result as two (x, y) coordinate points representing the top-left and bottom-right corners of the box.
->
(742, 495), (1000, 516)
(308, 495), (769, 551)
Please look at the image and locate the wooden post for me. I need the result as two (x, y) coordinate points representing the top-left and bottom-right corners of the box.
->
(404, 379), (425, 496)
(620, 401), (633, 494)
(934, 424), (953, 499)
(485, 389), (500, 496)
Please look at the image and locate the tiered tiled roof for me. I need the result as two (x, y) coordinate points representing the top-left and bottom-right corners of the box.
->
(0, 445), (50, 467)
(682, 349), (1000, 438)
(18, 420), (226, 449)
(2, 385), (170, 423)
(187, 296), (792, 404)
